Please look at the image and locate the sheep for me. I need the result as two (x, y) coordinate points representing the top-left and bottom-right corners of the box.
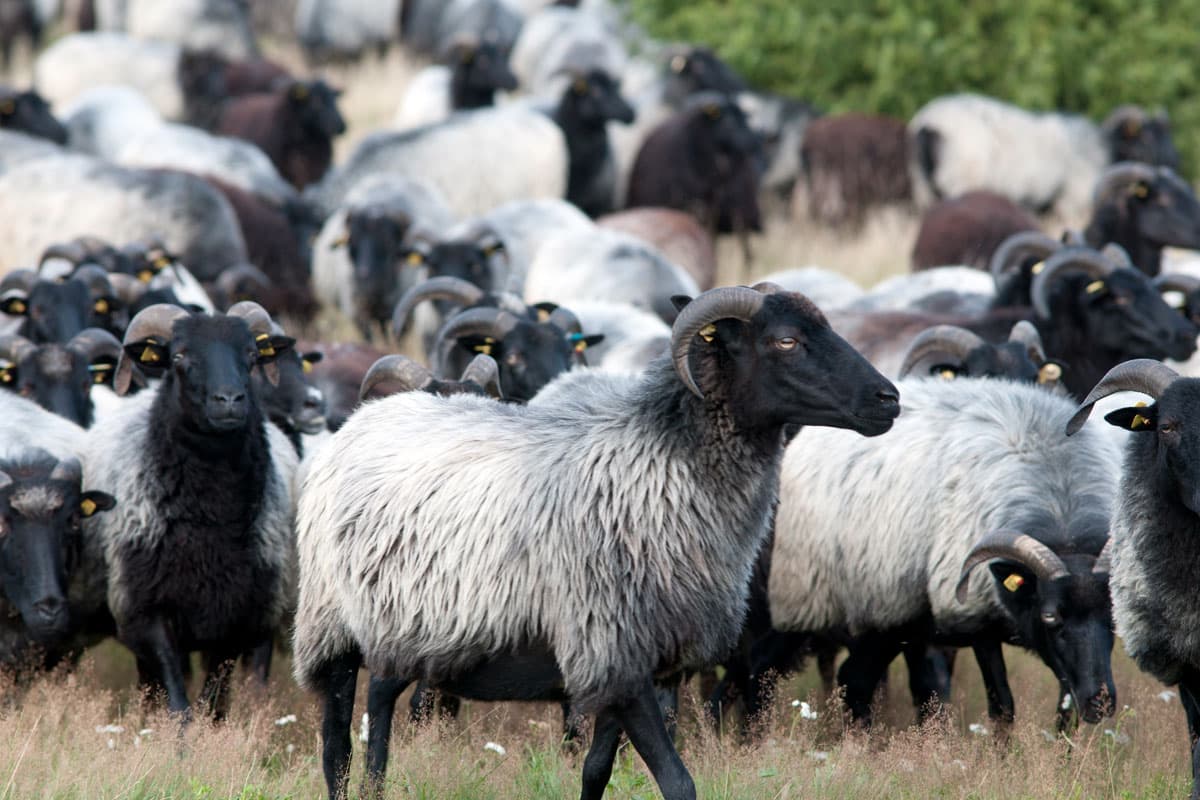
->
(0, 86), (67, 144)
(0, 265), (124, 342)
(596, 208), (717, 292)
(307, 104), (566, 219)
(466, 198), (593, 290)
(295, 340), (388, 431)
(392, 37), (519, 130)
(552, 68), (635, 217)
(114, 121), (296, 204)
(401, 0), (523, 59)
(119, 0), (257, 60)
(359, 353), (501, 401)
(0, 154), (248, 282)
(896, 321), (1061, 387)
(294, 0), (400, 63)
(0, 129), (62, 172)
(0, 392), (88, 463)
(910, 190), (1040, 271)
(81, 302), (299, 719)
(522, 227), (700, 324)
(251, 325), (327, 457)
(0, 329), (123, 427)
(1065, 360), (1200, 798)
(796, 112), (912, 228)
(831, 244), (1198, 396)
(909, 94), (1179, 222)
(755, 267), (864, 311)
(848, 267), (998, 317)
(35, 33), (229, 124)
(508, 5), (625, 95)
(739, 90), (820, 202)
(291, 283), (901, 800)
(220, 56), (292, 98)
(217, 79), (347, 190)
(59, 84), (163, 158)
(310, 177), (455, 339)
(1083, 163), (1200, 277)
(0, 450), (116, 670)
(769, 377), (1117, 727)
(627, 92), (762, 234)
(564, 300), (670, 373)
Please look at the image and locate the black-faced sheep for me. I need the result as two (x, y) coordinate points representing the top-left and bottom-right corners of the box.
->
(0, 266), (124, 343)
(0, 86), (67, 144)
(393, 37), (519, 129)
(0, 329), (122, 427)
(292, 284), (901, 800)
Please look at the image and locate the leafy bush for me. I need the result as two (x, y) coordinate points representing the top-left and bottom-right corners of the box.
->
(625, 0), (1200, 175)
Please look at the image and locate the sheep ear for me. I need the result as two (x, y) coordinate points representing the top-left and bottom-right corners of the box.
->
(301, 351), (323, 374)
(1104, 404), (1157, 431)
(670, 295), (692, 312)
(255, 334), (295, 364)
(79, 491), (116, 517)
(532, 302), (558, 322)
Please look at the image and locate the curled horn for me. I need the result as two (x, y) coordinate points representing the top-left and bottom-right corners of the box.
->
(0, 334), (37, 364)
(1030, 249), (1118, 320)
(436, 306), (521, 348)
(1154, 273), (1200, 297)
(215, 264), (271, 308)
(0, 470), (10, 492)
(391, 276), (485, 338)
(67, 328), (122, 363)
(1092, 161), (1157, 206)
(227, 301), (282, 384)
(1093, 539), (1112, 577)
(359, 355), (433, 400)
(40, 240), (89, 266)
(0, 269), (37, 297)
(460, 353), (501, 398)
(670, 286), (767, 398)
(1065, 358), (1180, 435)
(1061, 230), (1088, 247)
(48, 457), (82, 485)
(107, 273), (147, 308)
(988, 231), (1060, 284)
(1007, 320), (1046, 364)
(547, 306), (582, 334)
(71, 264), (115, 296)
(114, 304), (190, 396)
(751, 281), (785, 294)
(955, 529), (1070, 603)
(897, 325), (987, 379)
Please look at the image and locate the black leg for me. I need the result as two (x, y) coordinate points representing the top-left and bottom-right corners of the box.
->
(815, 640), (839, 695)
(579, 709), (622, 800)
(199, 651), (237, 721)
(1179, 672), (1200, 800)
(407, 680), (459, 723)
(244, 637), (274, 686)
(561, 700), (586, 747)
(615, 680), (696, 800)
(972, 638), (1015, 725)
(363, 675), (411, 800)
(903, 642), (953, 722)
(838, 633), (904, 725)
(318, 651), (362, 800)
(123, 617), (191, 719)
(656, 678), (681, 741)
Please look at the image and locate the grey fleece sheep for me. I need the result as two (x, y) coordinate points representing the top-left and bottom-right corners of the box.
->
(771, 377), (1119, 724)
(292, 284), (901, 800)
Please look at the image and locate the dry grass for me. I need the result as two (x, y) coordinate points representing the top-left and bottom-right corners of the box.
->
(0, 641), (1189, 799)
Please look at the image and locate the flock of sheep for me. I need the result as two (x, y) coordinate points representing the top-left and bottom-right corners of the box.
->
(6, 1), (1200, 798)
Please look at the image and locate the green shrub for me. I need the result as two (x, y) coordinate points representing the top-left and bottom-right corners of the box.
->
(624, 0), (1200, 175)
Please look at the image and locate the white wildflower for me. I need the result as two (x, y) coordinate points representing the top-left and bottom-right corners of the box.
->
(791, 699), (800, 707)
(968, 723), (989, 736)
(107, 738), (115, 749)
(95, 724), (124, 734)
(286, 744), (295, 755)
(806, 750), (829, 762)
(1160, 690), (1178, 703)
(274, 714), (297, 727)
(483, 742), (506, 756)
(360, 713), (369, 743)
(138, 729), (153, 737)
(1103, 728), (1131, 745)
(799, 701), (817, 720)
(1060, 694), (1072, 711)
(1041, 729), (1056, 742)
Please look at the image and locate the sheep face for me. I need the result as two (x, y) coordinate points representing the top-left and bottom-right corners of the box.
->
(130, 315), (292, 433)
(695, 98), (759, 161)
(566, 70), (635, 126)
(253, 348), (327, 436)
(1108, 113), (1179, 171)
(696, 292), (900, 436)
(454, 322), (583, 402)
(666, 48), (745, 100)
(410, 241), (497, 292)
(1, 275), (117, 344)
(1106, 380), (1200, 514)
(289, 80), (346, 140)
(1, 342), (116, 428)
(986, 554), (1116, 723)
(0, 90), (67, 145)
(0, 456), (113, 642)
(1124, 171), (1200, 252)
(450, 40), (518, 102)
(345, 210), (416, 328)
(931, 342), (1043, 383)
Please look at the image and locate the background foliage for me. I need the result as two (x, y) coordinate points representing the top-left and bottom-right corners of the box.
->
(624, 0), (1200, 174)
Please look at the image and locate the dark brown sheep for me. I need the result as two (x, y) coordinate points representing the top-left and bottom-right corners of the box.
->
(911, 190), (1040, 271)
(203, 176), (319, 321)
(216, 79), (346, 190)
(222, 56), (292, 97)
(626, 93), (762, 234)
(796, 112), (911, 228)
(295, 340), (390, 431)
(597, 207), (718, 291)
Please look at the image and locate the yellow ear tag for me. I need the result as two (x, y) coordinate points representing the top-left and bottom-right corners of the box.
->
(255, 333), (276, 358)
(536, 308), (551, 322)
(474, 336), (495, 356)
(292, 84), (309, 100)
(0, 362), (12, 383)
(405, 252), (423, 266)
(1037, 363), (1062, 384)
(302, 359), (313, 374)
(1030, 260), (1046, 276)
(6, 300), (25, 314)
(698, 323), (717, 343)
(80, 498), (97, 517)
(0, 101), (13, 115)
(1086, 280), (1106, 294)
(704, 104), (722, 120)
(573, 78), (588, 94)
(1004, 573), (1024, 592)
(1133, 183), (1149, 198)
(137, 270), (154, 283)
(94, 298), (109, 314)
(938, 368), (956, 380)
(574, 341), (588, 353)
(140, 346), (160, 363)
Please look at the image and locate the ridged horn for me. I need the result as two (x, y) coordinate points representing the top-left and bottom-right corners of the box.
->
(391, 276), (485, 338)
(67, 328), (122, 364)
(460, 353), (501, 398)
(1093, 161), (1158, 206)
(436, 306), (521, 346)
(1093, 539), (1112, 576)
(955, 529), (1070, 603)
(107, 273), (147, 307)
(215, 264), (271, 307)
(0, 269), (37, 297)
(359, 355), (433, 400)
(989, 231), (1060, 283)
(898, 325), (987, 379)
(39, 240), (89, 266)
(1065, 358), (1180, 435)
(1154, 273), (1200, 297)
(0, 334), (37, 364)
(71, 264), (115, 296)
(48, 457), (82, 484)
(1031, 249), (1118, 320)
(1007, 320), (1046, 364)
(670, 286), (767, 398)
(114, 304), (190, 396)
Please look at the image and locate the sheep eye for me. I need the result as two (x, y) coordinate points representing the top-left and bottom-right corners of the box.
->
(1159, 422), (1176, 434)
(1041, 611), (1061, 627)
(775, 337), (798, 352)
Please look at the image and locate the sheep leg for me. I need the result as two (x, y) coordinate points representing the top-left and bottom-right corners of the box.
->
(837, 633), (904, 725)
(198, 651), (237, 721)
(972, 638), (1015, 725)
(124, 617), (191, 720)
(579, 708), (622, 800)
(317, 651), (362, 800)
(903, 642), (953, 722)
(363, 675), (412, 799)
(615, 680), (697, 800)
(1179, 673), (1200, 800)
(561, 700), (586, 746)
(244, 637), (274, 686)
(407, 680), (459, 723)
